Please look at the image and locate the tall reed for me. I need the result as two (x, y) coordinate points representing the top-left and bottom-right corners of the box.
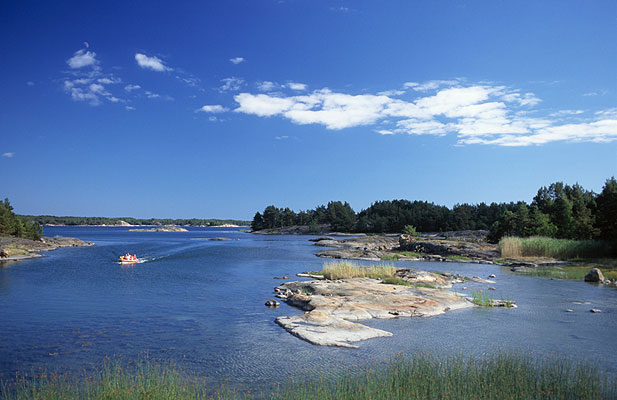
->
(499, 236), (612, 260)
(2, 354), (614, 399)
(321, 261), (396, 280)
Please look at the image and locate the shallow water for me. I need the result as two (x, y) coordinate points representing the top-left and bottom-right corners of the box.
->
(0, 227), (615, 390)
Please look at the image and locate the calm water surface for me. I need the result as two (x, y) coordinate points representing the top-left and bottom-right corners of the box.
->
(1, 227), (615, 390)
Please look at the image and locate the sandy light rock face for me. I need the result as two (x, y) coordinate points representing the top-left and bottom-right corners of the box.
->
(275, 277), (472, 348)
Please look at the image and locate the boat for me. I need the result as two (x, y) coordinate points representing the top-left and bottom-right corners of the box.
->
(119, 253), (139, 264)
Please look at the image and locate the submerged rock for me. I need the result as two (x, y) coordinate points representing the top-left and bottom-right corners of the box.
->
(265, 299), (280, 307)
(584, 268), (605, 283)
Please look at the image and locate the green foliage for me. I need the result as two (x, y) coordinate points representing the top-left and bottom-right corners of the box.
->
(499, 236), (612, 260)
(0, 198), (41, 240)
(446, 255), (472, 261)
(251, 212), (264, 231)
(402, 224), (418, 237)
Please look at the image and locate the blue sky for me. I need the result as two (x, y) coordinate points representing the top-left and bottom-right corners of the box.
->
(1, 0), (616, 219)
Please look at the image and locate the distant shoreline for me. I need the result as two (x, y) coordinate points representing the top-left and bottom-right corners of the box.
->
(0, 236), (94, 263)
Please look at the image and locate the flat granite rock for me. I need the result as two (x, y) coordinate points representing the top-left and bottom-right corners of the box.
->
(274, 277), (473, 348)
(276, 310), (393, 349)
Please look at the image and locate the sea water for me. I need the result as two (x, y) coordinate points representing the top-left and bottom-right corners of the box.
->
(0, 226), (615, 390)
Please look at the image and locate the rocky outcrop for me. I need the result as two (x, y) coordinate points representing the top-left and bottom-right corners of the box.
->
(584, 268), (605, 283)
(398, 231), (499, 261)
(274, 271), (476, 348)
(0, 236), (94, 262)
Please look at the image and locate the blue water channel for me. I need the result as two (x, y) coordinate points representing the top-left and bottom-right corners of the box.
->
(0, 227), (615, 391)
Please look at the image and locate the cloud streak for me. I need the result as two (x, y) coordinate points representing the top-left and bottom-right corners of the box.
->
(230, 80), (617, 146)
(135, 53), (172, 72)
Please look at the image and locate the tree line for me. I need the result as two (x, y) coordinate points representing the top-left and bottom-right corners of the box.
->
(23, 215), (250, 227)
(251, 177), (617, 245)
(0, 198), (42, 240)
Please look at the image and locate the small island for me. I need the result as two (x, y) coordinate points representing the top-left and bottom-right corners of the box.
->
(128, 225), (189, 232)
(272, 262), (514, 348)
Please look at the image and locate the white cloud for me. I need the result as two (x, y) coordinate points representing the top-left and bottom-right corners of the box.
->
(275, 135), (289, 140)
(549, 109), (584, 117)
(230, 57), (245, 64)
(219, 77), (244, 92)
(287, 82), (307, 91)
(97, 77), (121, 84)
(257, 81), (278, 92)
(230, 79), (617, 146)
(377, 89), (405, 96)
(124, 84), (141, 92)
(26, 81), (35, 86)
(145, 91), (160, 98)
(409, 79), (462, 92)
(135, 53), (171, 72)
(198, 105), (228, 113)
(67, 49), (98, 69)
(125, 106), (135, 111)
(2, 152), (14, 158)
(595, 108), (617, 118)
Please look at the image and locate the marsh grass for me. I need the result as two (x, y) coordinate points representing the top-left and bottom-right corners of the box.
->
(0, 359), (235, 400)
(499, 236), (612, 260)
(275, 353), (615, 400)
(471, 289), (493, 307)
(321, 261), (396, 280)
(380, 254), (400, 261)
(2, 354), (614, 400)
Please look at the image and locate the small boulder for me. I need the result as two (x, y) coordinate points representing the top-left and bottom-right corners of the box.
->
(590, 309), (602, 313)
(488, 287), (496, 291)
(565, 309), (574, 313)
(265, 299), (280, 307)
(0, 249), (8, 258)
(488, 274), (496, 278)
(584, 268), (605, 283)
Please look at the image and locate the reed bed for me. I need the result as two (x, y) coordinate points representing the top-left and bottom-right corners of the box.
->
(2, 354), (614, 400)
(499, 236), (612, 260)
(321, 261), (396, 280)
(276, 353), (615, 400)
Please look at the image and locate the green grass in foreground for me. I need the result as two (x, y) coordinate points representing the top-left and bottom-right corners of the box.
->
(518, 265), (617, 281)
(3, 354), (614, 400)
(499, 236), (613, 260)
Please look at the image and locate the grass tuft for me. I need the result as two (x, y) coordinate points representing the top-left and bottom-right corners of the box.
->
(471, 289), (493, 307)
(321, 261), (396, 280)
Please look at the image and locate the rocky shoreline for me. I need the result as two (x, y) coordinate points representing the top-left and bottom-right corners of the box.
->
(0, 236), (94, 263)
(272, 268), (514, 348)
